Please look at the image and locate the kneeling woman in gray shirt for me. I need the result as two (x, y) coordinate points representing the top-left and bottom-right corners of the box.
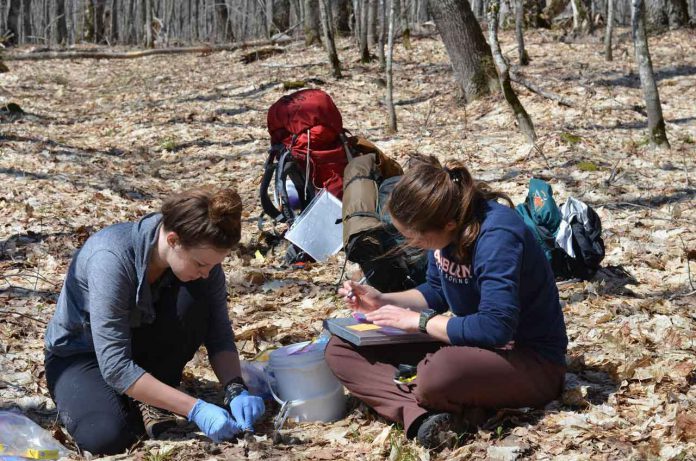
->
(44, 188), (264, 455)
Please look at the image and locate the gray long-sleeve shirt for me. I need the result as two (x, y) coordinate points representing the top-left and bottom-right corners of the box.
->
(45, 213), (237, 394)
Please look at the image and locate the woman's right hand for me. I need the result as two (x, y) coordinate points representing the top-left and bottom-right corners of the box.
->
(338, 281), (385, 313)
(188, 399), (241, 442)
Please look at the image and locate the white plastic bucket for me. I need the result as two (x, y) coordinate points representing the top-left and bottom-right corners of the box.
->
(267, 341), (346, 427)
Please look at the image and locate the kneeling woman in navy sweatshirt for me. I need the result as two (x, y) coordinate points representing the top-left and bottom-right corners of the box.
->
(325, 155), (567, 450)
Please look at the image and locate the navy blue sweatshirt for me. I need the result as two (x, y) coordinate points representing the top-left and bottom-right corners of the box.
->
(416, 200), (568, 365)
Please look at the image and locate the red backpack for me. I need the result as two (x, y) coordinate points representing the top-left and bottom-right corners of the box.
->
(267, 88), (350, 198)
(260, 89), (355, 227)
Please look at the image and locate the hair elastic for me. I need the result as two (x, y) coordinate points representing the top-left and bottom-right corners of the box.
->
(444, 167), (461, 183)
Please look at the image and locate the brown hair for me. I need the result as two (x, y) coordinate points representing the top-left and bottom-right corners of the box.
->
(161, 188), (243, 249)
(387, 155), (512, 263)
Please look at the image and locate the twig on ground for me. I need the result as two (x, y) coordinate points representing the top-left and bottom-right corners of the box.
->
(682, 150), (691, 187)
(678, 235), (695, 292)
(605, 158), (622, 186)
(0, 310), (48, 325)
(509, 71), (575, 107)
(259, 62), (325, 68)
(524, 139), (551, 169)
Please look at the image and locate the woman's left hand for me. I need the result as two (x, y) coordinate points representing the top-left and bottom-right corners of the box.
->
(229, 391), (265, 431)
(364, 305), (420, 332)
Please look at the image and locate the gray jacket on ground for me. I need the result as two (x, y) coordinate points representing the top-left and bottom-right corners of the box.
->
(44, 213), (237, 394)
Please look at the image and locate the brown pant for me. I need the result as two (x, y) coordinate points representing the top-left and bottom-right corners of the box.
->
(324, 336), (565, 435)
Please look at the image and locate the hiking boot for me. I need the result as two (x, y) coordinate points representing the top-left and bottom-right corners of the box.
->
(138, 402), (177, 439)
(415, 412), (469, 450)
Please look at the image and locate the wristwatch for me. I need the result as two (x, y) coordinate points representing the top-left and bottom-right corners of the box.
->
(418, 309), (438, 333)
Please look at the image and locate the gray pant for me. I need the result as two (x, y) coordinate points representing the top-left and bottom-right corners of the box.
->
(324, 336), (565, 435)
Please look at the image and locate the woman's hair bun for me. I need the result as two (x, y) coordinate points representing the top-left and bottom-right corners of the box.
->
(161, 187), (243, 249)
(208, 189), (243, 233)
(209, 189), (242, 220)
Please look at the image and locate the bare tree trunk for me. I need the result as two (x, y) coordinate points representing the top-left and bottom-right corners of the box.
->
(319, 0), (342, 77)
(145, 0), (153, 47)
(271, 0), (291, 34)
(95, 0), (106, 43)
(400, 0), (412, 49)
(367, 0), (378, 46)
(377, 0), (386, 68)
(667, 0), (689, 27)
(333, 0), (352, 35)
(488, 0), (536, 143)
(21, 0), (31, 43)
(359, 0), (371, 61)
(6, 0), (21, 45)
(50, 0), (68, 46)
(428, 0), (498, 103)
(605, 0), (614, 60)
(386, 0), (397, 132)
(515, 0), (529, 65)
(304, 0), (321, 45)
(571, 0), (591, 34)
(110, 0), (119, 43)
(216, 0), (231, 41)
(353, 0), (362, 43)
(632, 0), (669, 147)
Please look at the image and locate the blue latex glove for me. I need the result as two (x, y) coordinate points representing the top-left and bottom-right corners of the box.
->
(187, 399), (241, 442)
(229, 390), (265, 431)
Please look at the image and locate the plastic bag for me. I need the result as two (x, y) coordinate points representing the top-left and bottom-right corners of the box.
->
(240, 360), (271, 400)
(0, 411), (71, 460)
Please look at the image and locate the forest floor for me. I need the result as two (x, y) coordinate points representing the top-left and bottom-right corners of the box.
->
(1, 27), (695, 461)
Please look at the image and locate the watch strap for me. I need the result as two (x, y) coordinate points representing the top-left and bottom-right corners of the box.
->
(418, 309), (438, 333)
(223, 376), (248, 407)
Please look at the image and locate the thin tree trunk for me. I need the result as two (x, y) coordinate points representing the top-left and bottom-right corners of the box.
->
(332, 0), (352, 35)
(667, 0), (689, 27)
(400, 0), (411, 49)
(23, 0), (31, 43)
(377, 0), (386, 68)
(428, 0), (498, 103)
(145, 0), (153, 47)
(6, 0), (21, 45)
(571, 0), (590, 35)
(319, 0), (342, 77)
(304, 0), (321, 45)
(110, 0), (119, 43)
(632, 0), (669, 147)
(353, 0), (362, 43)
(605, 0), (614, 60)
(272, 0), (291, 34)
(386, 0), (397, 132)
(515, 0), (529, 65)
(488, 0), (536, 143)
(367, 0), (377, 46)
(358, 0), (370, 61)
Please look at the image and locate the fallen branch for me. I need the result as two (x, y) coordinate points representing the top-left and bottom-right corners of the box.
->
(259, 62), (326, 69)
(240, 47), (286, 64)
(510, 71), (575, 107)
(3, 40), (275, 61)
(0, 310), (48, 325)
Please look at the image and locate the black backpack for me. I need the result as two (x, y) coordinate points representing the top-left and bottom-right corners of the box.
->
(553, 204), (605, 280)
(343, 172), (427, 293)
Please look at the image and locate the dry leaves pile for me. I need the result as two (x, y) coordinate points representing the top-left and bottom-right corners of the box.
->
(1, 27), (694, 460)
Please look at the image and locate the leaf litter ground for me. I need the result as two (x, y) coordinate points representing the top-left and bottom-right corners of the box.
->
(1, 28), (694, 460)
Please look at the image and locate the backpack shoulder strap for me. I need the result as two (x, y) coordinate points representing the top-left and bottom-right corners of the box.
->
(259, 146), (284, 223)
